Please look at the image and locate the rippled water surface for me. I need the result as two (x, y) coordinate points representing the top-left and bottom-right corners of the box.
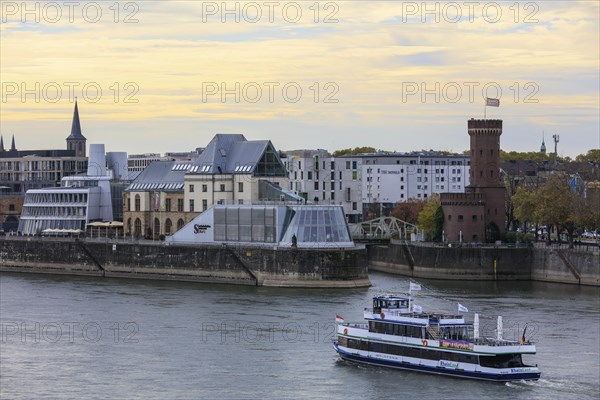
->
(1, 272), (599, 399)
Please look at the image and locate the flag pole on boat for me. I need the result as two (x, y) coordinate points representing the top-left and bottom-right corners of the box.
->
(409, 281), (421, 312)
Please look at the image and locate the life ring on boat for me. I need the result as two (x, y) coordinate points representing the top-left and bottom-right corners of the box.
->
(380, 312), (385, 319)
(422, 339), (428, 347)
(343, 328), (348, 335)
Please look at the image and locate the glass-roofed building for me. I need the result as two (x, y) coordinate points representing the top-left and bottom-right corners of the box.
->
(168, 204), (354, 248)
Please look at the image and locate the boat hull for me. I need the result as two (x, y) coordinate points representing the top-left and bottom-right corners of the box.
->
(334, 342), (541, 382)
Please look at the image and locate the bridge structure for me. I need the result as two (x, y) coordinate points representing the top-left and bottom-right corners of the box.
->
(349, 216), (419, 244)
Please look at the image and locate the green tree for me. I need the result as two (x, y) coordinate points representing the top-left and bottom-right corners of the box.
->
(512, 186), (538, 231)
(417, 195), (442, 241)
(534, 175), (587, 248)
(332, 147), (377, 157)
(575, 149), (600, 164)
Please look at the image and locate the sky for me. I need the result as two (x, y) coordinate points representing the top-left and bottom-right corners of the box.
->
(1, 1), (599, 157)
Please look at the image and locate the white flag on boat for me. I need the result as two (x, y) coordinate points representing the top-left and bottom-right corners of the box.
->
(413, 304), (423, 313)
(409, 282), (421, 292)
(458, 303), (469, 313)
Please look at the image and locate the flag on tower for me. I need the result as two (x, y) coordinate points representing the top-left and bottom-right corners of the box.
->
(486, 97), (500, 107)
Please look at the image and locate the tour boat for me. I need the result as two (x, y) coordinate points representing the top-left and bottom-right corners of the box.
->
(333, 292), (541, 382)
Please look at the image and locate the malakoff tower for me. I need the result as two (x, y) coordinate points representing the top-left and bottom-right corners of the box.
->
(441, 119), (505, 243)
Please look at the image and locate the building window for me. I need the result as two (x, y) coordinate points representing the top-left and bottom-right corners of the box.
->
(238, 199), (244, 204)
(202, 184), (207, 192)
(308, 171), (313, 180)
(330, 161), (335, 170)
(177, 218), (185, 230)
(202, 199), (208, 211)
(189, 184), (194, 192)
(352, 161), (357, 170)
(165, 218), (172, 235)
(135, 194), (140, 211)
(331, 192), (335, 200)
(448, 215), (452, 221)
(178, 199), (184, 212)
(220, 184), (225, 192)
(352, 202), (357, 211)
(238, 182), (244, 192)
(165, 198), (172, 212)
(472, 215), (477, 222)
(8, 204), (15, 211)
(154, 218), (160, 236)
(314, 181), (319, 190)
(189, 199), (195, 212)
(458, 215), (464, 222)
(352, 171), (357, 180)
(134, 218), (142, 237)
(298, 161), (301, 169)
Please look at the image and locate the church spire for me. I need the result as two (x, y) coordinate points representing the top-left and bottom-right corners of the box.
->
(0, 135), (4, 151)
(66, 99), (86, 140)
(10, 135), (16, 151)
(540, 132), (546, 154)
(66, 99), (87, 157)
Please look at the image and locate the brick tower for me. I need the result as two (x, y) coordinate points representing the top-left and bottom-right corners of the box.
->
(441, 119), (505, 243)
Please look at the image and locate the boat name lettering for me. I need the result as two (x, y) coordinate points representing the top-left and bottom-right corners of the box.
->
(439, 339), (473, 351)
(194, 224), (211, 234)
(510, 367), (532, 373)
(438, 360), (459, 369)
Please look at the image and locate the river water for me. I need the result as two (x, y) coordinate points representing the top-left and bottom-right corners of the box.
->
(1, 272), (598, 400)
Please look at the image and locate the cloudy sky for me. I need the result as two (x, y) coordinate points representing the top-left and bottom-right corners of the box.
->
(1, 1), (598, 157)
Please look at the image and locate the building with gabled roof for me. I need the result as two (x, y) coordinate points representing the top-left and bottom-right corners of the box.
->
(123, 134), (296, 239)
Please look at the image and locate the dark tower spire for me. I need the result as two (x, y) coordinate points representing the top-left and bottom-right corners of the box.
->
(0, 135), (4, 151)
(10, 135), (16, 151)
(66, 99), (87, 157)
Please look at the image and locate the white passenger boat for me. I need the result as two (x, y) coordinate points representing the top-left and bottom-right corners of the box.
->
(333, 293), (541, 381)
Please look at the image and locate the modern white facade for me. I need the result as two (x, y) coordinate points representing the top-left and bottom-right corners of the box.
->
(284, 150), (363, 223)
(18, 144), (116, 235)
(284, 150), (470, 222)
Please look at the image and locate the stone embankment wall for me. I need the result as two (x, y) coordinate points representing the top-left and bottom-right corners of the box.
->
(0, 238), (370, 288)
(368, 241), (599, 286)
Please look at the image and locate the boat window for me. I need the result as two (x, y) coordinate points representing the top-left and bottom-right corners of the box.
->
(479, 354), (523, 368)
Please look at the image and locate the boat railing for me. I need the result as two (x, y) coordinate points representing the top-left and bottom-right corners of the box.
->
(343, 322), (368, 329)
(473, 337), (535, 346)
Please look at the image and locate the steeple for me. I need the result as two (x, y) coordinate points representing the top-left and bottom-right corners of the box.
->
(10, 135), (16, 151)
(0, 135), (4, 151)
(66, 99), (86, 141)
(66, 100), (87, 157)
(540, 132), (546, 154)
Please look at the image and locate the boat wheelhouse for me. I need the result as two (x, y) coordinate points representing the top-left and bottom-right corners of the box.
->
(333, 294), (540, 382)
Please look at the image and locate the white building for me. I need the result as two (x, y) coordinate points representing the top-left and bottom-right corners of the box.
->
(18, 144), (116, 235)
(284, 150), (470, 222)
(284, 150), (363, 223)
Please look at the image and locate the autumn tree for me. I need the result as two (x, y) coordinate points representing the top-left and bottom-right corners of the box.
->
(390, 200), (426, 225)
(512, 185), (539, 235)
(417, 195), (443, 241)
